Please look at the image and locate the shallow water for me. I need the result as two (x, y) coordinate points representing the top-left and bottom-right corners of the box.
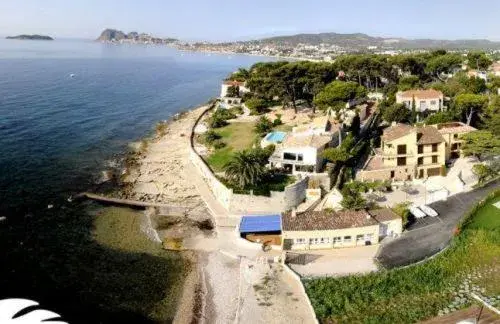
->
(0, 39), (273, 323)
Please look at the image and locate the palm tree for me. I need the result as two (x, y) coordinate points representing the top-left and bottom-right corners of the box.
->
(223, 150), (266, 189)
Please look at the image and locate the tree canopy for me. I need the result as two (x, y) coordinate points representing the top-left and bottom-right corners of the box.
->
(454, 93), (488, 125)
(314, 81), (367, 110)
(460, 130), (500, 159)
(382, 103), (410, 124)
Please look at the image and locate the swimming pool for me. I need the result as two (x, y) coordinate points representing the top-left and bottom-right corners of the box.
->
(265, 131), (286, 143)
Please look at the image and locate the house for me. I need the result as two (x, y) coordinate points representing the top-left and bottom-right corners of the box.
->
(490, 61), (500, 77)
(396, 89), (444, 112)
(436, 122), (477, 160)
(281, 208), (402, 250)
(356, 122), (476, 182)
(292, 115), (340, 136)
(268, 133), (334, 174)
(467, 70), (488, 81)
(219, 80), (250, 107)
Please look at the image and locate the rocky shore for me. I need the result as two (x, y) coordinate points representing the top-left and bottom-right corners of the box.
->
(115, 105), (215, 323)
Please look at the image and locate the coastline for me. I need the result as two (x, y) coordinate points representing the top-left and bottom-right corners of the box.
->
(106, 103), (214, 323)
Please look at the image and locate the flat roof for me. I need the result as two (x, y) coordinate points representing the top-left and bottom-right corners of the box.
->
(239, 215), (282, 233)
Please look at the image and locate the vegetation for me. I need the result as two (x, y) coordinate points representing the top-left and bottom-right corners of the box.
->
(392, 201), (411, 227)
(205, 122), (257, 171)
(461, 130), (500, 159)
(472, 164), (497, 184)
(223, 150), (267, 188)
(382, 103), (410, 123)
(313, 80), (367, 111)
(245, 98), (271, 115)
(254, 116), (274, 135)
(305, 190), (500, 323)
(226, 85), (240, 97)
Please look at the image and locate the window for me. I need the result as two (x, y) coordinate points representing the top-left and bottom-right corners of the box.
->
(356, 234), (364, 242)
(451, 143), (459, 150)
(430, 100), (437, 105)
(390, 171), (395, 178)
(320, 237), (330, 244)
(295, 238), (306, 244)
(453, 134), (459, 139)
(432, 155), (438, 164)
(333, 237), (342, 243)
(344, 236), (352, 243)
(418, 157), (423, 165)
(432, 144), (438, 152)
(365, 234), (373, 242)
(297, 154), (303, 161)
(309, 238), (319, 245)
(386, 144), (392, 148)
(283, 152), (297, 161)
(418, 145), (423, 154)
(397, 157), (407, 166)
(397, 145), (407, 155)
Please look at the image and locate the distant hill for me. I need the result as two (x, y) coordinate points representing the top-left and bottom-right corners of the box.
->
(96, 28), (177, 44)
(6, 34), (53, 41)
(242, 32), (500, 50)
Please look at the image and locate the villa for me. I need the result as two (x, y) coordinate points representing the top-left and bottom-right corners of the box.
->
(219, 80), (249, 107)
(281, 208), (402, 250)
(396, 89), (444, 112)
(268, 132), (334, 174)
(356, 122), (476, 182)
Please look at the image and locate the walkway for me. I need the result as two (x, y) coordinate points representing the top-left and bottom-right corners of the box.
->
(287, 245), (379, 278)
(377, 180), (499, 268)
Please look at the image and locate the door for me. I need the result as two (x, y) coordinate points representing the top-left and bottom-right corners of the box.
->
(379, 223), (388, 237)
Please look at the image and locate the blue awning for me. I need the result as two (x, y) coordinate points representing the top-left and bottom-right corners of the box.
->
(239, 215), (282, 233)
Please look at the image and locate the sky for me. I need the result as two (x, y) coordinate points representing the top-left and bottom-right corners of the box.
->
(1, 0), (500, 41)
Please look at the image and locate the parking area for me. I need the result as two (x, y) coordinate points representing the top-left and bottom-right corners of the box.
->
(377, 180), (499, 269)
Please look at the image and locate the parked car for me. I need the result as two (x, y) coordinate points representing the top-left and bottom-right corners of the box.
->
(409, 206), (427, 219)
(419, 205), (438, 217)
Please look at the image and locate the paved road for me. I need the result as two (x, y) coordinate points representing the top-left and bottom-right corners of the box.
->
(377, 180), (499, 269)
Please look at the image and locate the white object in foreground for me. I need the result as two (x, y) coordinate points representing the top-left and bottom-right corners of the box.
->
(409, 206), (427, 219)
(419, 205), (438, 217)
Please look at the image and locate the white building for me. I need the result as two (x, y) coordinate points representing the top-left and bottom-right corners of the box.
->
(219, 80), (250, 107)
(269, 133), (334, 174)
(396, 89), (444, 112)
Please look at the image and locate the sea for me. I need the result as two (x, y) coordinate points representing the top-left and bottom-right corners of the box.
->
(0, 39), (273, 323)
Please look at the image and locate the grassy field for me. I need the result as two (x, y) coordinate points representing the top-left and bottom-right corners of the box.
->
(305, 190), (500, 324)
(206, 121), (258, 171)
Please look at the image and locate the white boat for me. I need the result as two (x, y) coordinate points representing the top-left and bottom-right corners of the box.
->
(409, 206), (426, 219)
(419, 205), (438, 217)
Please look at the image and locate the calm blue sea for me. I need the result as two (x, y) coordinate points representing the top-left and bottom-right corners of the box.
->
(0, 39), (273, 323)
(0, 39), (272, 215)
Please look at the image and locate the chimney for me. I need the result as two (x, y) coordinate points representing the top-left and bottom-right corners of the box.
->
(291, 208), (297, 218)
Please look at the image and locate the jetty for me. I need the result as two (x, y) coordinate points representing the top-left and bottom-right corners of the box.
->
(78, 192), (201, 216)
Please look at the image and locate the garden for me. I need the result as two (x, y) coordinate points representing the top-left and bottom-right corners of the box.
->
(199, 106), (296, 196)
(304, 189), (500, 323)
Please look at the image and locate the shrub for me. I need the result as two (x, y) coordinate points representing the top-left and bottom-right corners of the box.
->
(212, 139), (226, 149)
(230, 105), (243, 115)
(208, 114), (227, 128)
(255, 116), (274, 135)
(392, 201), (411, 227)
(203, 130), (221, 145)
(273, 116), (283, 126)
(246, 98), (269, 115)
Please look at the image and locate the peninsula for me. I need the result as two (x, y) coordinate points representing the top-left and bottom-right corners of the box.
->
(6, 34), (54, 40)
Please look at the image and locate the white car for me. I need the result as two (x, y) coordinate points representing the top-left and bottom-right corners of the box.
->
(419, 205), (438, 217)
(409, 206), (427, 219)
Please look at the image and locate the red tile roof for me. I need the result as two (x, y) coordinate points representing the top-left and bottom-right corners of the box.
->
(416, 126), (445, 144)
(399, 89), (443, 99)
(382, 123), (414, 142)
(282, 209), (399, 231)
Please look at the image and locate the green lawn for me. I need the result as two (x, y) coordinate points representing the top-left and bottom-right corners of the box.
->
(206, 121), (258, 171)
(466, 196), (500, 230)
(305, 190), (500, 324)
